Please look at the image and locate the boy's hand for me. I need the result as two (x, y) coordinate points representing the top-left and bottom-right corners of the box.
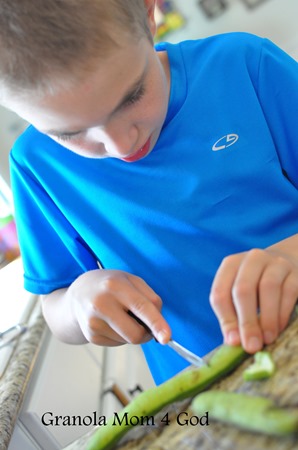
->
(210, 247), (298, 354)
(70, 269), (171, 346)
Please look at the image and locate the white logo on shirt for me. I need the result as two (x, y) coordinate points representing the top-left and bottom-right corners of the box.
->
(212, 134), (239, 151)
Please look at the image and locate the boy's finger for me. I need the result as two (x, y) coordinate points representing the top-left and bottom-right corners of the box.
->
(128, 300), (171, 344)
(258, 261), (290, 344)
(122, 275), (170, 343)
(232, 250), (267, 353)
(210, 256), (240, 345)
(210, 289), (240, 345)
(278, 272), (298, 332)
(95, 298), (153, 344)
(128, 274), (163, 309)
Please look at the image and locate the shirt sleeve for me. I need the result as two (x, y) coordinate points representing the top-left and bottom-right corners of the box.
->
(256, 38), (298, 188)
(10, 149), (98, 294)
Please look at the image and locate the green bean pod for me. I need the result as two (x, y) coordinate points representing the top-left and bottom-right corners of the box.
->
(192, 391), (298, 436)
(86, 345), (247, 450)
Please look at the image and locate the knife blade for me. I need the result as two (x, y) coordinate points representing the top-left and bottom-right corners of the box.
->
(166, 339), (206, 367)
(128, 311), (206, 367)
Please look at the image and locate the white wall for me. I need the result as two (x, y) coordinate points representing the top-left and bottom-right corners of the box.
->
(0, 106), (27, 185)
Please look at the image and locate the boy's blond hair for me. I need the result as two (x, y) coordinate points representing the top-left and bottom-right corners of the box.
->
(0, 0), (152, 101)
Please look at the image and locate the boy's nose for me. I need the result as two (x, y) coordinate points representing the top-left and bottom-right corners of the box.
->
(88, 123), (139, 157)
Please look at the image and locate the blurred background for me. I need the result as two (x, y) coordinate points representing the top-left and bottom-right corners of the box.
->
(154, 0), (298, 55)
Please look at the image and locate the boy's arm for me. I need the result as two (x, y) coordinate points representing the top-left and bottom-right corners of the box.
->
(210, 233), (298, 354)
(41, 269), (171, 346)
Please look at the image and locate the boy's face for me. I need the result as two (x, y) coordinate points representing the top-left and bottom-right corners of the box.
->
(9, 34), (170, 162)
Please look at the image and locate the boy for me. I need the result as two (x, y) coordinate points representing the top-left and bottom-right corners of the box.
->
(0, 0), (297, 383)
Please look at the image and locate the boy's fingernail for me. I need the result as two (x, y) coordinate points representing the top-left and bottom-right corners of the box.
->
(247, 336), (261, 353)
(157, 330), (168, 344)
(227, 330), (240, 344)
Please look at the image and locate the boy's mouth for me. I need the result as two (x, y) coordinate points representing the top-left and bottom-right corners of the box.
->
(121, 137), (151, 163)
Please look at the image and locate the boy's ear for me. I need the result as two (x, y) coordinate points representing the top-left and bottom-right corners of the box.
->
(144, 0), (157, 37)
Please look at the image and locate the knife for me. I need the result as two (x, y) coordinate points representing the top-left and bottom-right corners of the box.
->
(128, 311), (206, 367)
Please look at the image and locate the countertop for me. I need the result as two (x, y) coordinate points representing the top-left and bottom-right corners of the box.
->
(65, 312), (298, 450)
(1, 295), (297, 450)
(0, 301), (46, 450)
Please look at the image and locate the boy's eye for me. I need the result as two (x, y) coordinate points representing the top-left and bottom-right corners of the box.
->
(51, 84), (146, 142)
(55, 131), (81, 142)
(125, 85), (145, 107)
(56, 134), (71, 142)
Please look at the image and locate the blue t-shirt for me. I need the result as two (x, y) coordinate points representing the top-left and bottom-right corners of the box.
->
(10, 33), (298, 384)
